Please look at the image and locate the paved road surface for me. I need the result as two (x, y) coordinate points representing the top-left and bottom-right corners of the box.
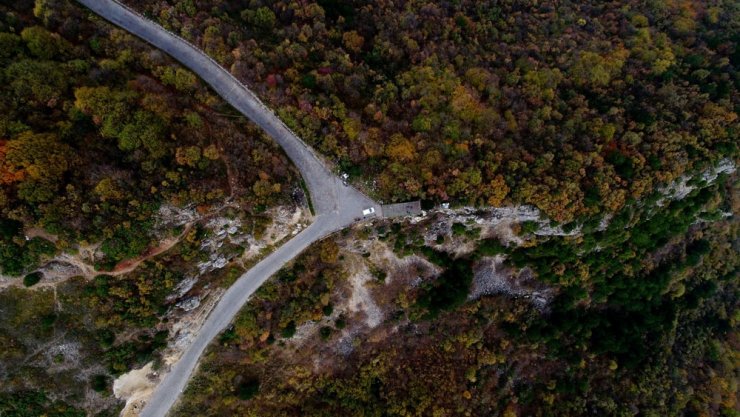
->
(75, 0), (381, 416)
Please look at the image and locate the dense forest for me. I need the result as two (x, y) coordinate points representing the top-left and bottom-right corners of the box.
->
(103, 0), (737, 416)
(0, 0), (300, 414)
(0, 0), (737, 416)
(126, 0), (737, 221)
(174, 168), (738, 417)
(0, 0), (297, 278)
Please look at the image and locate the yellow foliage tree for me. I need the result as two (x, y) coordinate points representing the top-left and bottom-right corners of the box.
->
(386, 133), (416, 162)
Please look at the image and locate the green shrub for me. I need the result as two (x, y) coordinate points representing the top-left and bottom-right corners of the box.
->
(90, 374), (109, 392)
(451, 222), (467, 236)
(322, 304), (334, 316)
(237, 378), (260, 400)
(417, 248), (473, 316)
(520, 220), (539, 234)
(281, 321), (296, 338)
(475, 239), (507, 257)
(319, 326), (333, 340)
(40, 313), (56, 331)
(219, 327), (238, 345)
(371, 267), (387, 282)
(23, 271), (43, 287)
(98, 329), (115, 349)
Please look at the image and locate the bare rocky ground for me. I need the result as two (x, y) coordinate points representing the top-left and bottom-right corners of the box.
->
(250, 231), (528, 383)
(469, 255), (554, 310)
(278, 209), (559, 369)
(658, 158), (735, 203)
(113, 362), (157, 417)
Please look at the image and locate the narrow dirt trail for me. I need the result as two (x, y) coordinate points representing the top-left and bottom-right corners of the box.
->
(25, 227), (59, 243)
(103, 225), (192, 276)
(0, 225), (192, 291)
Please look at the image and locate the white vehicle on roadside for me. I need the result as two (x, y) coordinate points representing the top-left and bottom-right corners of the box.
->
(362, 207), (376, 216)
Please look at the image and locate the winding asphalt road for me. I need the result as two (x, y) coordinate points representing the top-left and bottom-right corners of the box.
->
(75, 0), (380, 415)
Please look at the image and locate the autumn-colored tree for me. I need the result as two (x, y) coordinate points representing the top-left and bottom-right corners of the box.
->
(175, 146), (202, 167)
(94, 178), (124, 201)
(6, 59), (68, 105)
(20, 26), (68, 59)
(342, 30), (364, 53)
(385, 133), (416, 162)
(3, 132), (73, 203)
(569, 48), (628, 88)
(74, 86), (134, 138)
(485, 175), (510, 206)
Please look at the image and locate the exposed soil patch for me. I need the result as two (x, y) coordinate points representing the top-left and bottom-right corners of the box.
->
(346, 263), (383, 328)
(113, 361), (158, 417)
